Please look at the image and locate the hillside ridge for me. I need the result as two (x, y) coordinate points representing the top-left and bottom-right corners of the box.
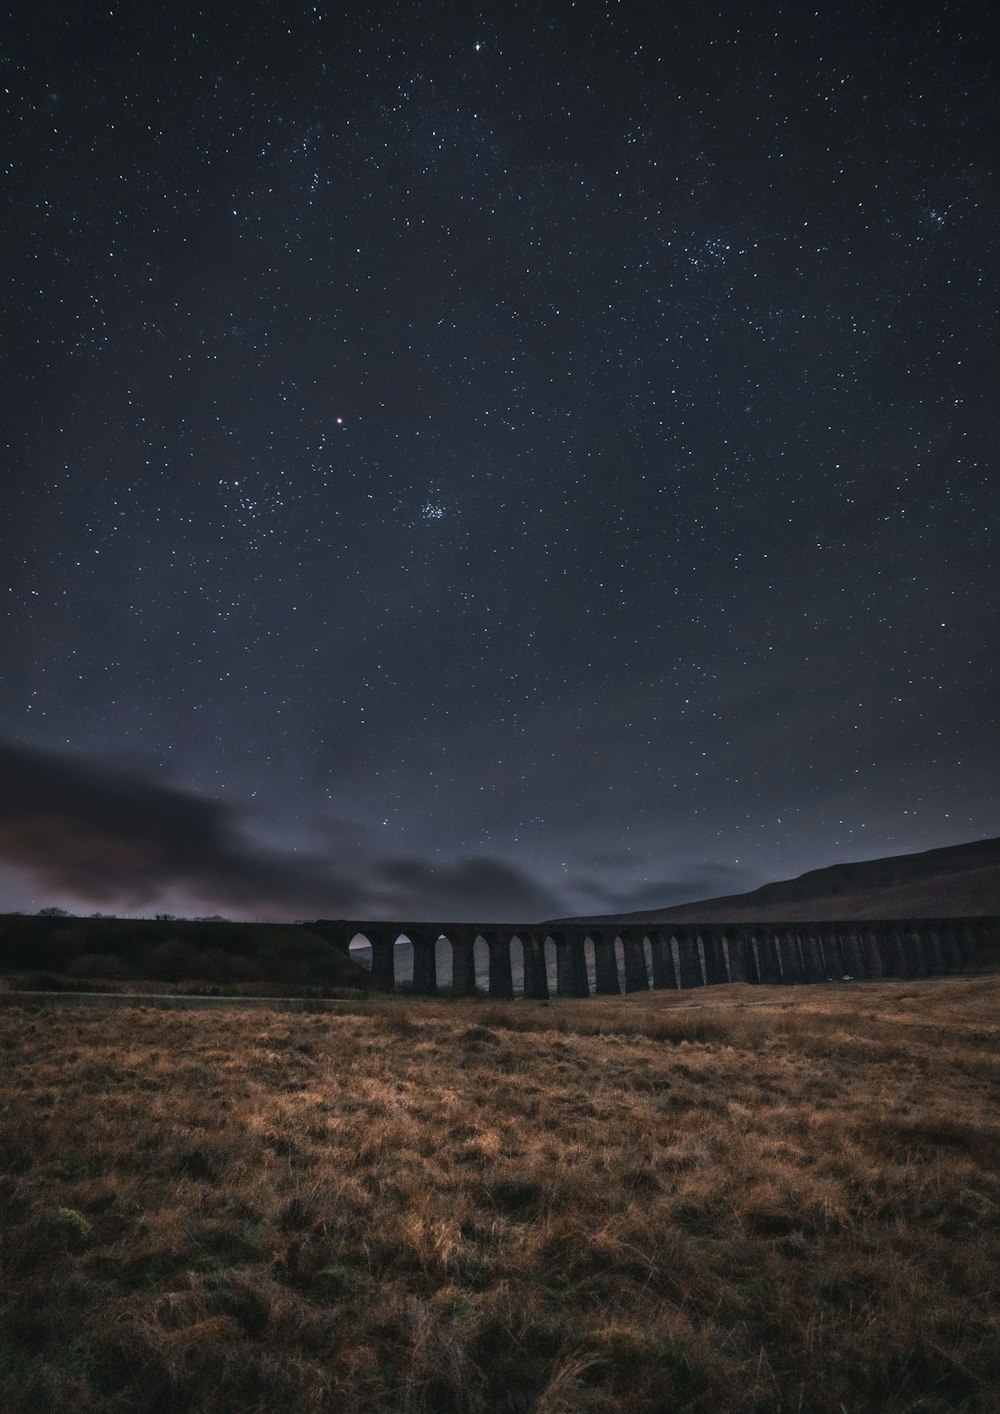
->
(553, 835), (1000, 925)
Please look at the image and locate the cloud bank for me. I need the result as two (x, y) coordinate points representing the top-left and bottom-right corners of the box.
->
(0, 737), (563, 921)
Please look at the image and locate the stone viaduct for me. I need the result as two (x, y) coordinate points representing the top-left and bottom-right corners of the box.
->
(312, 917), (995, 999)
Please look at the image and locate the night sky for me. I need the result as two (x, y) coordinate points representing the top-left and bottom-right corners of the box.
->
(2, 1), (998, 922)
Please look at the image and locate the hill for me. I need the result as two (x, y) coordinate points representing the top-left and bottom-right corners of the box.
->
(557, 836), (1000, 926)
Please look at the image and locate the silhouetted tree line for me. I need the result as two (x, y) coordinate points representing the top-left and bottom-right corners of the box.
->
(0, 914), (363, 987)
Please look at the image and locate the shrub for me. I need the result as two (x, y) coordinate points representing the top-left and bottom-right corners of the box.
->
(143, 939), (201, 980)
(44, 1207), (94, 1247)
(10, 972), (76, 992)
(65, 953), (130, 981)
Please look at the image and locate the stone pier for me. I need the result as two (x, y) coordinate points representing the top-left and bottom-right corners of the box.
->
(591, 931), (621, 995)
(620, 931), (650, 992)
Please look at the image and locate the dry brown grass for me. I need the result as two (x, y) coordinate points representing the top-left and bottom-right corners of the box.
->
(2, 978), (1000, 1412)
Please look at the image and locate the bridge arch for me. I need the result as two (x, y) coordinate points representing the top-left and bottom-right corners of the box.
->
(618, 930), (650, 992)
(516, 932), (547, 1000)
(671, 929), (703, 988)
(392, 930), (418, 990)
(589, 930), (619, 995)
(721, 929), (745, 983)
(750, 928), (778, 984)
(796, 928), (822, 981)
(444, 932), (476, 996)
(697, 928), (727, 985)
(649, 930), (677, 988)
(774, 928), (802, 982)
(470, 933), (491, 993)
(481, 930), (514, 999)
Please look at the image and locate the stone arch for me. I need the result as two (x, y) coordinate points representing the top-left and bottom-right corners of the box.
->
(883, 924), (909, 977)
(797, 928), (824, 982)
(837, 926), (864, 978)
(750, 929), (779, 984)
(721, 929), (746, 983)
(513, 932), (529, 997)
(776, 928), (804, 982)
(957, 921), (978, 966)
(537, 933), (559, 995)
(471, 933), (491, 992)
(619, 930), (650, 992)
(649, 930), (677, 988)
(582, 933), (598, 993)
(857, 925), (883, 978)
(921, 925), (945, 975)
(901, 922), (928, 978)
(696, 929), (725, 986)
(347, 930), (374, 973)
(672, 930), (703, 988)
(551, 930), (589, 998)
(900, 924), (921, 976)
(518, 932), (548, 1000)
(976, 919), (995, 959)
(694, 933), (707, 985)
(407, 930), (438, 994)
(480, 931), (514, 999)
(642, 933), (655, 985)
(819, 927), (843, 978)
(571, 929), (592, 996)
(386, 931), (413, 989)
(938, 921), (962, 971)
(359, 927), (405, 991)
(446, 933), (477, 996)
(874, 925), (894, 976)
(611, 933), (626, 991)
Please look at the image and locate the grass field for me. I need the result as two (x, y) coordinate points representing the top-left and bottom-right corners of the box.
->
(2, 977), (999, 1412)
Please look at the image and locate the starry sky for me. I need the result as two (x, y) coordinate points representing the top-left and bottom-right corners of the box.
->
(2, 0), (998, 922)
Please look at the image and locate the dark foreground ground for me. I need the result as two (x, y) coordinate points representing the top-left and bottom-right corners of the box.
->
(2, 978), (999, 1412)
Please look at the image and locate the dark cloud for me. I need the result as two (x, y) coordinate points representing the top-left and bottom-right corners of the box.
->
(373, 856), (561, 920)
(0, 735), (354, 911)
(556, 864), (759, 918)
(578, 848), (636, 869)
(569, 880), (622, 907)
(0, 736), (563, 921)
(616, 867), (758, 913)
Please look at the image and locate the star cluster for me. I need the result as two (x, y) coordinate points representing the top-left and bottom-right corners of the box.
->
(2, 0), (997, 918)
